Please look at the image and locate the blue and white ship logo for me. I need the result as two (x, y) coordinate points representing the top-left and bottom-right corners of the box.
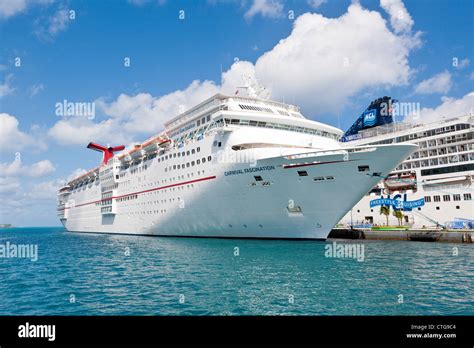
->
(363, 109), (377, 127)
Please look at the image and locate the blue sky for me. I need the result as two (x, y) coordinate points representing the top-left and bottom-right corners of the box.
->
(0, 0), (473, 226)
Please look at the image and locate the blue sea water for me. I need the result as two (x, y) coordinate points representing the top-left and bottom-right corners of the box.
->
(0, 227), (473, 315)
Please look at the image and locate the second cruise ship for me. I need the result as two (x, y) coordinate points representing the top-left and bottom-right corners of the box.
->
(339, 96), (473, 229)
(58, 88), (416, 239)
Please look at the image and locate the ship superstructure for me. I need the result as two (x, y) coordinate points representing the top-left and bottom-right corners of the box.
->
(58, 93), (415, 239)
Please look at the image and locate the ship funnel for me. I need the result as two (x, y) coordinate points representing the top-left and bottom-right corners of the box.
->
(87, 142), (125, 165)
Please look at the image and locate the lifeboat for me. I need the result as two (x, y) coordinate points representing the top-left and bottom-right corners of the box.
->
(142, 135), (170, 153)
(384, 171), (417, 190)
(129, 144), (145, 160)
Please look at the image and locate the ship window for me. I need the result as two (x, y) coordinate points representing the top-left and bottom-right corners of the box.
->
(464, 193), (471, 201)
(254, 176), (263, 181)
(186, 163), (190, 168)
(186, 151), (190, 155)
(424, 196), (431, 203)
(358, 165), (370, 172)
(453, 194), (461, 201)
(197, 159), (201, 165)
(436, 207), (440, 210)
(433, 195), (440, 202)
(178, 152), (181, 157)
(191, 161), (195, 166)
(218, 142), (222, 147)
(202, 117), (205, 124)
(192, 149), (195, 154)
(182, 152), (185, 157)
(297, 171), (308, 177)
(443, 195), (450, 201)
(202, 157), (206, 163)
(173, 165), (176, 170)
(206, 115), (210, 122)
(456, 206), (460, 209)
(197, 120), (200, 126)
(208, 156), (212, 161)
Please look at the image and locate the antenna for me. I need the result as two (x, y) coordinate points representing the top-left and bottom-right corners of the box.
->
(235, 74), (269, 99)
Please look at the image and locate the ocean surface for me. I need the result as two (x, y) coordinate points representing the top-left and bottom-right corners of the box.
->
(0, 227), (473, 315)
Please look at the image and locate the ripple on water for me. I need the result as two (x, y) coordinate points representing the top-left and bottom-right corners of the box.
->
(0, 228), (473, 315)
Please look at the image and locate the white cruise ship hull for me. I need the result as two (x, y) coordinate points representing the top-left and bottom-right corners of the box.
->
(60, 143), (416, 239)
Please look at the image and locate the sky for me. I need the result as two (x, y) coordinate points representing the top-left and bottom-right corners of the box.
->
(0, 0), (473, 226)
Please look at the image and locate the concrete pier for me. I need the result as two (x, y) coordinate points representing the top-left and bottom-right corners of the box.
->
(328, 228), (473, 243)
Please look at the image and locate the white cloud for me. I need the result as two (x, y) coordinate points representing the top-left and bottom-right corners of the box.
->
(47, 62), (261, 146)
(27, 179), (62, 200)
(0, 74), (15, 97)
(414, 71), (452, 95)
(0, 176), (20, 193)
(254, 3), (421, 113)
(34, 7), (71, 41)
(30, 160), (56, 177)
(307, 0), (327, 10)
(380, 0), (414, 34)
(128, 0), (166, 6)
(245, 0), (284, 19)
(66, 168), (87, 182)
(0, 113), (31, 152)
(0, 157), (55, 178)
(414, 92), (474, 123)
(29, 83), (45, 97)
(0, 0), (27, 19)
(49, 80), (220, 145)
(48, 2), (423, 145)
(0, 0), (53, 19)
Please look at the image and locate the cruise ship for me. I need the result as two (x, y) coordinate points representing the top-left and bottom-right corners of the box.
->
(57, 90), (416, 239)
(339, 97), (473, 229)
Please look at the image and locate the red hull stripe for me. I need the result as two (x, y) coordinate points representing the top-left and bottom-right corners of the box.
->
(283, 159), (353, 169)
(62, 175), (217, 210)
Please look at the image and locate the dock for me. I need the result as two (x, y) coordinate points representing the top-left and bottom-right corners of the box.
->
(328, 228), (473, 243)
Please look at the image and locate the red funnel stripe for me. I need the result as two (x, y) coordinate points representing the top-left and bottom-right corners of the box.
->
(87, 142), (125, 165)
